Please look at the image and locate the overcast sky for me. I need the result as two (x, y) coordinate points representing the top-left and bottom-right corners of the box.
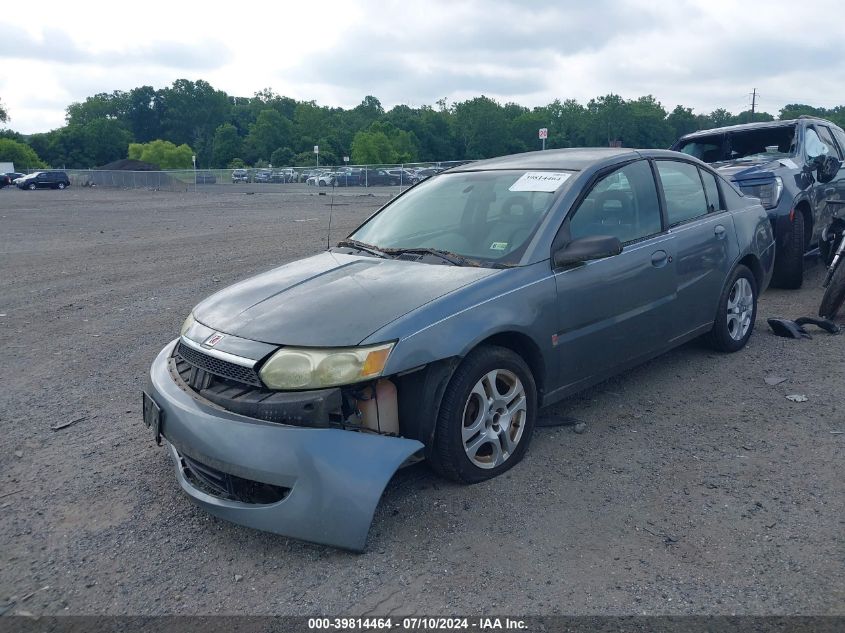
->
(2, 0), (844, 134)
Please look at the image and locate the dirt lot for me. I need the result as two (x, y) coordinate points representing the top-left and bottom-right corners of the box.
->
(0, 187), (842, 616)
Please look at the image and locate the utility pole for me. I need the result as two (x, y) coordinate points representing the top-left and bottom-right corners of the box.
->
(750, 88), (757, 123)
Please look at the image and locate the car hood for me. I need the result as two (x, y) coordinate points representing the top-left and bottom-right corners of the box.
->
(713, 158), (792, 181)
(193, 251), (498, 347)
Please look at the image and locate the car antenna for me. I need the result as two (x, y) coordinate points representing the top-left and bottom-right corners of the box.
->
(326, 178), (336, 250)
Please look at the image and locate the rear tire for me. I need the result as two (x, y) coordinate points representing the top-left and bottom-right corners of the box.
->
(771, 212), (805, 289)
(57, 182), (66, 189)
(706, 265), (758, 352)
(819, 260), (845, 319)
(429, 346), (536, 484)
(28, 183), (36, 190)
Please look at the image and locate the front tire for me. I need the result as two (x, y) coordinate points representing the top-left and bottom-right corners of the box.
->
(430, 346), (536, 484)
(819, 260), (845, 319)
(771, 212), (805, 289)
(27, 183), (36, 190)
(706, 265), (758, 352)
(57, 182), (66, 189)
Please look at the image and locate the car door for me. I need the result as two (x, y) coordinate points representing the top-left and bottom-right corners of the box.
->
(806, 124), (844, 244)
(814, 127), (845, 227)
(654, 160), (738, 340)
(552, 159), (676, 391)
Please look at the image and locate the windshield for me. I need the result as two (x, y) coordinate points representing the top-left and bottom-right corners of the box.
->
(347, 170), (570, 266)
(678, 124), (797, 163)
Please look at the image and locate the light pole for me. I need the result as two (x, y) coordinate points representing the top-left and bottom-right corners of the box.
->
(314, 145), (319, 167)
(192, 154), (196, 192)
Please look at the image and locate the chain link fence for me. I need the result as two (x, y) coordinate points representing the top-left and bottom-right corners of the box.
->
(55, 161), (474, 193)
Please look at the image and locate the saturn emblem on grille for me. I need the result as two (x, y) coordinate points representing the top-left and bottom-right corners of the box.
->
(202, 332), (225, 348)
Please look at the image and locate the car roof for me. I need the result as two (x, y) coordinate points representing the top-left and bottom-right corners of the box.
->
(457, 148), (639, 172)
(678, 118), (841, 141)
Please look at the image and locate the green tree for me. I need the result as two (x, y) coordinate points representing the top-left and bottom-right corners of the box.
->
(0, 138), (45, 168)
(0, 98), (8, 125)
(211, 123), (242, 168)
(270, 146), (295, 167)
(243, 109), (293, 163)
(228, 158), (245, 168)
(667, 105), (699, 140)
(453, 96), (510, 159)
(128, 139), (194, 169)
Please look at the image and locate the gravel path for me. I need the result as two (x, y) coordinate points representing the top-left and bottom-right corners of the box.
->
(0, 188), (842, 616)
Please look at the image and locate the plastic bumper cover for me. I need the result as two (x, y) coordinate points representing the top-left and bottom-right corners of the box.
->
(146, 340), (424, 551)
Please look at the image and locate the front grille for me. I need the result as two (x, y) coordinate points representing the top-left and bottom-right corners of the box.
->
(175, 341), (262, 387)
(179, 451), (289, 504)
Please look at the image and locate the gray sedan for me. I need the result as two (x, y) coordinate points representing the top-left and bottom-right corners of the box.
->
(144, 148), (775, 550)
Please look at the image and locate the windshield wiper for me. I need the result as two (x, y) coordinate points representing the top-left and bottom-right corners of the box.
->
(336, 239), (390, 259)
(383, 247), (476, 266)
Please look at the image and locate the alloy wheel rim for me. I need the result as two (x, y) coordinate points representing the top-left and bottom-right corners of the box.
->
(727, 277), (754, 341)
(461, 369), (527, 469)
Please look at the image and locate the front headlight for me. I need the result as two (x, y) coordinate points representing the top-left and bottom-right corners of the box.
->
(259, 343), (395, 390)
(180, 313), (196, 336)
(739, 176), (783, 210)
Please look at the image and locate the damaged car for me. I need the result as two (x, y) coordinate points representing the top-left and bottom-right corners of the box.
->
(672, 117), (845, 288)
(144, 148), (775, 550)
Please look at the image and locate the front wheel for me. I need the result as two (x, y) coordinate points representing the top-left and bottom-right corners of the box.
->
(57, 182), (66, 189)
(430, 346), (536, 484)
(706, 265), (758, 352)
(28, 183), (36, 190)
(819, 260), (845, 319)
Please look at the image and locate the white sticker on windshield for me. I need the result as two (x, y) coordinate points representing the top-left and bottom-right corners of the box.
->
(509, 171), (571, 192)
(779, 158), (798, 169)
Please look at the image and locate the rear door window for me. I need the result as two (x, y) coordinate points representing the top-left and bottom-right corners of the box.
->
(699, 169), (723, 212)
(655, 161), (709, 226)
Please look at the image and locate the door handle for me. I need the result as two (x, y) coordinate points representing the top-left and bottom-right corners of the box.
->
(714, 224), (727, 239)
(650, 250), (669, 267)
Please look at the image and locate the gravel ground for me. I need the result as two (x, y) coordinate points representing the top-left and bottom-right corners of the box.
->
(0, 187), (843, 616)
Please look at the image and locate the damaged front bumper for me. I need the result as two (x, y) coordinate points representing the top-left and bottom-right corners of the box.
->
(145, 341), (424, 551)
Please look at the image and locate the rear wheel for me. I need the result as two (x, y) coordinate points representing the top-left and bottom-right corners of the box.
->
(27, 183), (36, 190)
(430, 346), (536, 484)
(771, 212), (805, 289)
(57, 182), (66, 189)
(819, 259), (845, 319)
(706, 265), (758, 352)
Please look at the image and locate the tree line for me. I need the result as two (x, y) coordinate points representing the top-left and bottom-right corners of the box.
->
(1, 79), (844, 170)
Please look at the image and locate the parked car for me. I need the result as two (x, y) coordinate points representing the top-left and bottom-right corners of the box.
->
(232, 169), (249, 183)
(16, 171), (71, 190)
(253, 170), (272, 183)
(144, 148), (774, 550)
(361, 168), (400, 186)
(195, 171), (216, 184)
(0, 174), (10, 188)
(332, 168), (363, 186)
(672, 117), (845, 288)
(306, 170), (336, 186)
(3, 172), (24, 188)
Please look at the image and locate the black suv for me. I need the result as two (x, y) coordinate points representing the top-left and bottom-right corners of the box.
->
(17, 171), (71, 191)
(672, 117), (844, 288)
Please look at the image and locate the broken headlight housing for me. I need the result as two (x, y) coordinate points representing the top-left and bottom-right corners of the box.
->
(259, 343), (394, 390)
(739, 176), (783, 210)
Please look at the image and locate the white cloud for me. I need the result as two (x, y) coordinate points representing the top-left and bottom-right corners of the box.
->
(2, 0), (845, 133)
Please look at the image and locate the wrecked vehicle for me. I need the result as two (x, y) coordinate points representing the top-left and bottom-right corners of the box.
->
(144, 148), (775, 550)
(672, 117), (845, 288)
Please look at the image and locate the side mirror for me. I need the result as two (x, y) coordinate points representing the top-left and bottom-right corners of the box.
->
(817, 155), (841, 184)
(553, 235), (623, 267)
